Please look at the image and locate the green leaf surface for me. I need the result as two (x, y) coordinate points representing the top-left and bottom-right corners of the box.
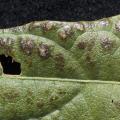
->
(0, 15), (120, 119)
(0, 76), (119, 120)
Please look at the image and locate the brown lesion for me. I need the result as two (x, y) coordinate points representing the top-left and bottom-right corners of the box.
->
(100, 37), (113, 50)
(0, 37), (14, 55)
(20, 37), (35, 55)
(25, 97), (33, 104)
(98, 19), (110, 27)
(83, 22), (95, 30)
(0, 37), (13, 47)
(87, 40), (95, 51)
(49, 94), (59, 102)
(29, 21), (59, 32)
(115, 21), (120, 32)
(77, 41), (86, 49)
(36, 98), (44, 108)
(41, 21), (57, 32)
(1, 87), (20, 101)
(85, 53), (95, 66)
(54, 53), (65, 71)
(112, 99), (120, 110)
(77, 39), (95, 51)
(72, 22), (84, 31)
(58, 25), (74, 40)
(38, 43), (51, 59)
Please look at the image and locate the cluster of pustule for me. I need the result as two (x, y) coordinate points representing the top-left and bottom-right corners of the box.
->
(0, 15), (120, 80)
(0, 18), (118, 63)
(0, 35), (52, 60)
(29, 17), (120, 42)
(1, 18), (118, 44)
(28, 20), (110, 40)
(0, 37), (13, 47)
(20, 37), (51, 59)
(0, 37), (14, 56)
(0, 17), (119, 59)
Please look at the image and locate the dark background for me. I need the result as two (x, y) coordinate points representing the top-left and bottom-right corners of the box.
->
(0, 0), (120, 28)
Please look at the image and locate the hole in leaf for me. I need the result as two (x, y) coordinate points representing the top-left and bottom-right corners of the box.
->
(0, 54), (21, 75)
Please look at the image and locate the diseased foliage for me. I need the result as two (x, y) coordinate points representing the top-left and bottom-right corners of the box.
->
(0, 77), (120, 120)
(0, 15), (120, 120)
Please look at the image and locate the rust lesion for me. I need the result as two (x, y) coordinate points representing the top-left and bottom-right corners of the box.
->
(72, 22), (84, 31)
(54, 53), (65, 71)
(85, 53), (95, 66)
(41, 21), (57, 32)
(58, 25), (74, 40)
(87, 40), (95, 51)
(0, 37), (13, 47)
(49, 94), (59, 102)
(112, 99), (120, 110)
(38, 43), (51, 59)
(1, 87), (20, 101)
(100, 37), (113, 50)
(0, 37), (14, 55)
(0, 36), (15, 56)
(97, 19), (110, 27)
(77, 41), (86, 49)
(115, 21), (120, 32)
(36, 98), (44, 109)
(77, 39), (95, 51)
(20, 37), (35, 55)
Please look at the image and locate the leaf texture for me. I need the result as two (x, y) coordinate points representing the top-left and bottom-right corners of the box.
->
(0, 15), (120, 120)
(0, 76), (119, 120)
